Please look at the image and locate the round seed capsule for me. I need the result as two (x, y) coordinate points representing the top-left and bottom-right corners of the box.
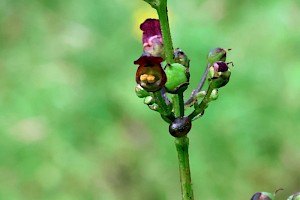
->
(169, 116), (192, 137)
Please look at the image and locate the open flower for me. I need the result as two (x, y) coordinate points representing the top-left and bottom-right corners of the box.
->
(140, 19), (164, 58)
(208, 61), (231, 88)
(134, 55), (167, 92)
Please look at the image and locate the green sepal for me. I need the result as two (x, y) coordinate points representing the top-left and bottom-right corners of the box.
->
(209, 70), (231, 89)
(209, 89), (219, 101)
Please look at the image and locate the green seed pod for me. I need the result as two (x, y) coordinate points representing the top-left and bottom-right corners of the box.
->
(250, 192), (274, 200)
(169, 116), (192, 137)
(207, 47), (230, 64)
(135, 84), (150, 98)
(165, 63), (189, 93)
(287, 192), (300, 200)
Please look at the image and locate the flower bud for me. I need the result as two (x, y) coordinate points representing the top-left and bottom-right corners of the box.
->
(174, 48), (190, 68)
(140, 19), (164, 58)
(134, 55), (167, 92)
(250, 192), (274, 200)
(287, 192), (300, 200)
(165, 63), (189, 93)
(169, 116), (192, 137)
(208, 61), (231, 88)
(148, 104), (159, 111)
(135, 84), (150, 98)
(174, 48), (190, 81)
(209, 89), (219, 101)
(207, 47), (230, 64)
(144, 96), (154, 105)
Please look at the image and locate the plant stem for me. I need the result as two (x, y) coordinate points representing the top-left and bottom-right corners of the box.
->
(189, 84), (214, 120)
(153, 90), (171, 116)
(185, 64), (210, 106)
(156, 2), (194, 200)
(175, 136), (194, 200)
(172, 93), (184, 118)
(156, 0), (174, 64)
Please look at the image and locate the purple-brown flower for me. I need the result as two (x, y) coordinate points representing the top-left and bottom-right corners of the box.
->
(134, 55), (167, 92)
(140, 19), (164, 58)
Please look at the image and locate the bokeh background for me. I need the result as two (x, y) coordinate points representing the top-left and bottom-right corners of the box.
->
(1, 0), (300, 199)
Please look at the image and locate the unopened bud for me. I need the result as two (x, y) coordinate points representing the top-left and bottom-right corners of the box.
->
(250, 192), (274, 200)
(174, 48), (190, 81)
(207, 47), (230, 64)
(148, 104), (159, 111)
(174, 48), (190, 68)
(287, 192), (300, 200)
(209, 89), (219, 101)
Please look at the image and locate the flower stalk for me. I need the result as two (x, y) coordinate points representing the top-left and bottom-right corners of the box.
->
(156, 0), (174, 64)
(136, 0), (233, 199)
(154, 1), (194, 199)
(175, 137), (194, 200)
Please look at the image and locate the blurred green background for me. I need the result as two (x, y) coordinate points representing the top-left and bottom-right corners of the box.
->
(0, 0), (300, 199)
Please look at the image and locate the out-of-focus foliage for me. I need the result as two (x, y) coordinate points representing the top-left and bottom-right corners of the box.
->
(0, 0), (300, 199)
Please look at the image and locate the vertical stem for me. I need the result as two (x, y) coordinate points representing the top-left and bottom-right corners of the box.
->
(156, 1), (174, 64)
(155, 2), (194, 200)
(177, 92), (185, 117)
(175, 137), (194, 200)
(172, 92), (186, 118)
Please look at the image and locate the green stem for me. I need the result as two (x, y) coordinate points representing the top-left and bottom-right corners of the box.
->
(172, 94), (183, 118)
(156, 0), (174, 64)
(189, 84), (214, 120)
(175, 136), (194, 200)
(155, 2), (194, 200)
(153, 91), (171, 116)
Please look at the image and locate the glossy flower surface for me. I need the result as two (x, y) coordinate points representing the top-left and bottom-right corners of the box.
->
(134, 55), (166, 92)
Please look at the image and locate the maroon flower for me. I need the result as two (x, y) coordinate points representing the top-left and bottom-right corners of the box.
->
(134, 55), (167, 92)
(140, 19), (164, 58)
(208, 61), (231, 88)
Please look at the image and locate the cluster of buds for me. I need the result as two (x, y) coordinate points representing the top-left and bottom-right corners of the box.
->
(134, 18), (233, 137)
(250, 190), (300, 200)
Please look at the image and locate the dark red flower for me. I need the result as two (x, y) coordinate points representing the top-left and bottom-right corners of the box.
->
(134, 55), (167, 92)
(208, 61), (231, 88)
(140, 19), (164, 58)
